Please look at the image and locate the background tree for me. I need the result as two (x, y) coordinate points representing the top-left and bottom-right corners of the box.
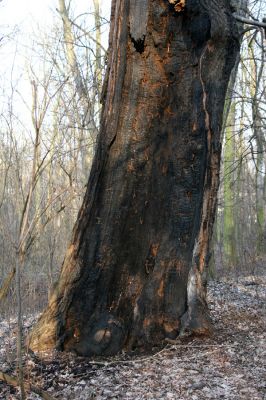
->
(0, 0), (106, 312)
(215, 0), (266, 272)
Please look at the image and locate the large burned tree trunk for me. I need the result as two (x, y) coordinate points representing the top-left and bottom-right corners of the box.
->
(29, 0), (239, 356)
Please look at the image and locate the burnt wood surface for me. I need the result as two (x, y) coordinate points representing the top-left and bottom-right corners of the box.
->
(29, 0), (240, 356)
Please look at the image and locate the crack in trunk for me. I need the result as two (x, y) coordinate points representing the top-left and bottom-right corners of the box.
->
(181, 44), (217, 336)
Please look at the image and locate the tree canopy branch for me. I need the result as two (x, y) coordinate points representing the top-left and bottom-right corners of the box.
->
(233, 13), (266, 29)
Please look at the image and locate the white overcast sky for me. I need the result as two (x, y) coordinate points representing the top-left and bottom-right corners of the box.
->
(0, 0), (111, 65)
(0, 0), (111, 134)
(0, 0), (111, 60)
(0, 0), (111, 30)
(0, 0), (57, 28)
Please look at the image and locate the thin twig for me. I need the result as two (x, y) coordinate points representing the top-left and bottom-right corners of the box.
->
(165, 338), (239, 347)
(87, 345), (171, 367)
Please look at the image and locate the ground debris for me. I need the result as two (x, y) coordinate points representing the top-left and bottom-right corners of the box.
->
(0, 273), (265, 399)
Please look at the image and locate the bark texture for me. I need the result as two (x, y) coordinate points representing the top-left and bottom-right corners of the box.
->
(29, 0), (239, 356)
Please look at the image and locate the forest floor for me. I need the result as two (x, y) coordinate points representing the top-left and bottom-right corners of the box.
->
(0, 268), (265, 400)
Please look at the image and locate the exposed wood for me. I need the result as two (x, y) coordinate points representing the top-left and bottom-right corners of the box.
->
(129, 0), (149, 42)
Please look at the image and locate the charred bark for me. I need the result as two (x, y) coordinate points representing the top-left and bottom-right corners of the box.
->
(29, 0), (239, 356)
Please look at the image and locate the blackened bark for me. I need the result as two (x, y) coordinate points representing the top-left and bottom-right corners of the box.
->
(29, 0), (239, 355)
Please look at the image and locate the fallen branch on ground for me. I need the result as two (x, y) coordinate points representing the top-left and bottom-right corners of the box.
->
(0, 370), (57, 400)
(165, 338), (238, 347)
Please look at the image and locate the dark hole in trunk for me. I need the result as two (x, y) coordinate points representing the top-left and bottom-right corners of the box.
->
(130, 35), (145, 54)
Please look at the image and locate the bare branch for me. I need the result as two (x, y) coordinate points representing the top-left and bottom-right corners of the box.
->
(233, 13), (266, 29)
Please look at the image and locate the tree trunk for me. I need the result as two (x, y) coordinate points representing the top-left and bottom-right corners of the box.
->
(29, 0), (239, 356)
(223, 102), (238, 266)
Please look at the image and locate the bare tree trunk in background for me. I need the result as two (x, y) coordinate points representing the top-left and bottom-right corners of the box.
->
(223, 102), (238, 266)
(250, 34), (266, 253)
(58, 0), (89, 102)
(93, 0), (103, 102)
(15, 254), (26, 400)
(13, 79), (44, 399)
(29, 0), (240, 356)
(58, 0), (98, 170)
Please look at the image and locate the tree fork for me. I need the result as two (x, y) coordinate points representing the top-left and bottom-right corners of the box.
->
(28, 0), (240, 356)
